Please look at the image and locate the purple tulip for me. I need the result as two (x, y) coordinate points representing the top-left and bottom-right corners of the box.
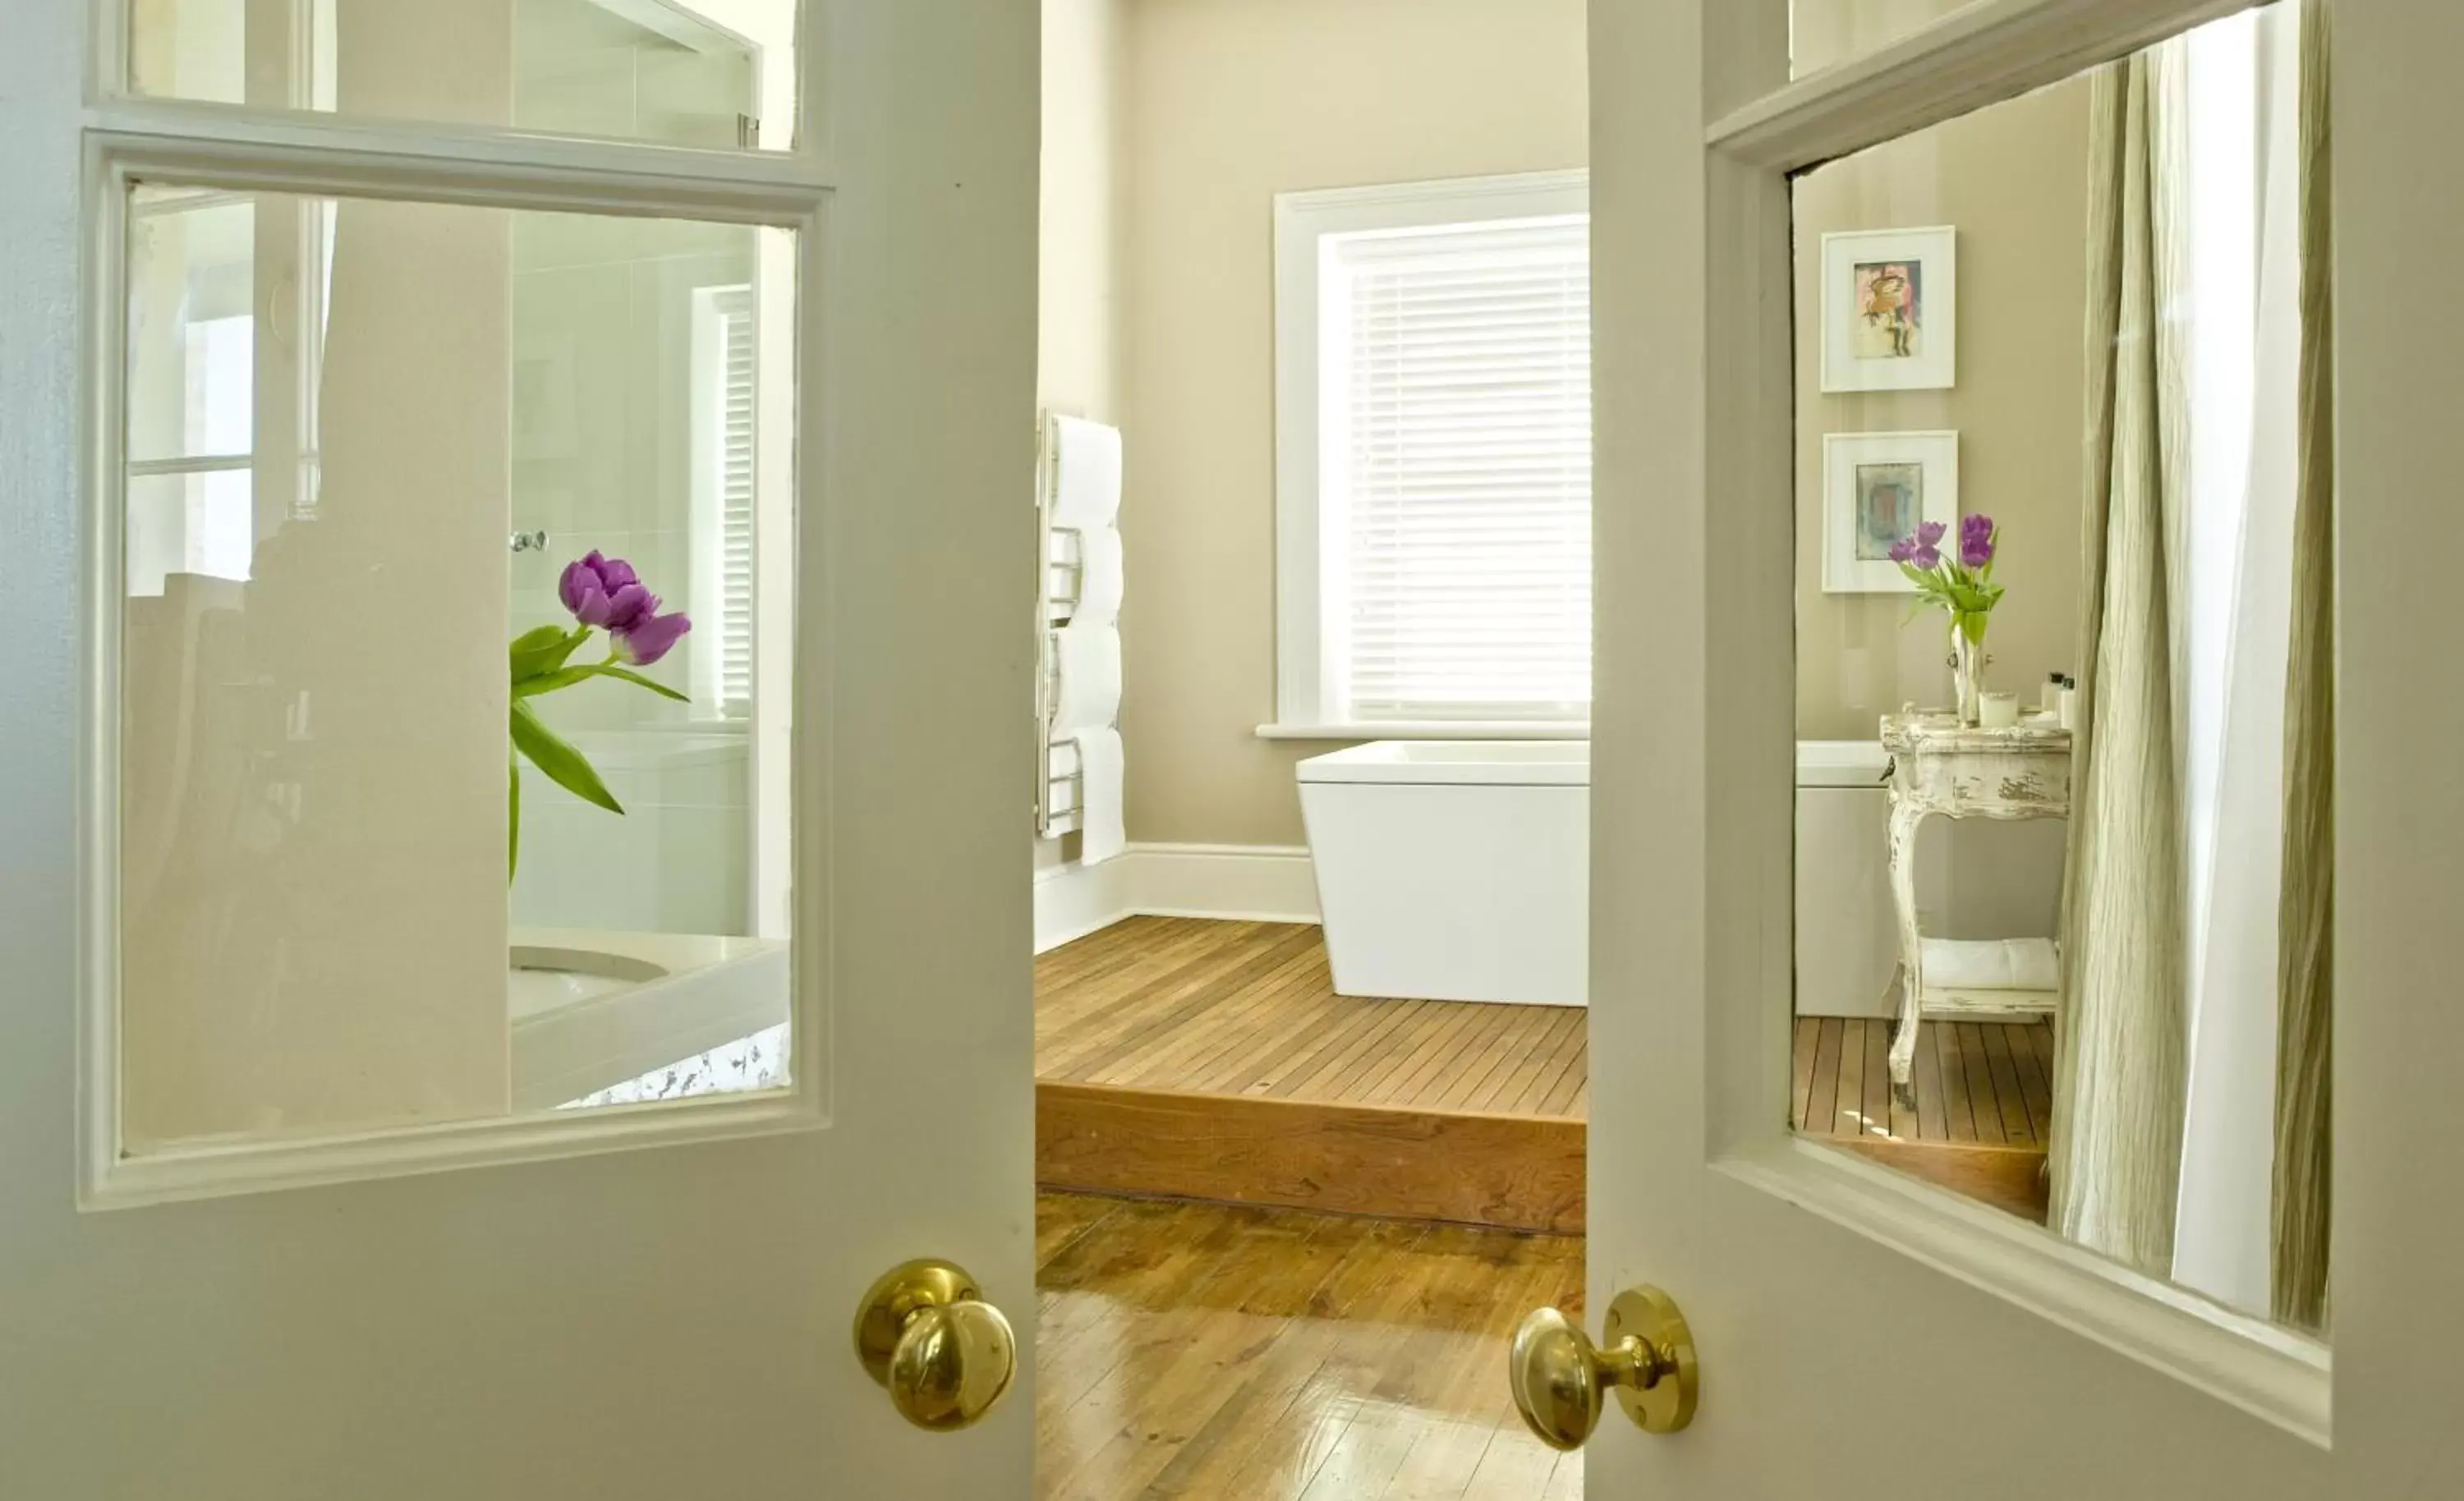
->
(1905, 519), (1945, 570)
(1887, 535), (1916, 564)
(614, 608), (692, 666)
(560, 551), (656, 632)
(1960, 513), (1996, 568)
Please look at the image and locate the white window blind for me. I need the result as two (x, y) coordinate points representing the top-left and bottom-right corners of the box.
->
(1322, 216), (1592, 723)
(710, 285), (756, 718)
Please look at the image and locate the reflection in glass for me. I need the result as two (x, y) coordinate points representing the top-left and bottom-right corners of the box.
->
(128, 0), (793, 150)
(1791, 0), (1972, 79)
(120, 186), (796, 1153)
(1787, 4), (2333, 1332)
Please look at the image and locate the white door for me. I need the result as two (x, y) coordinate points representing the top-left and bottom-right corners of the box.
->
(1565, 1), (2460, 1496)
(0, 1), (1041, 1495)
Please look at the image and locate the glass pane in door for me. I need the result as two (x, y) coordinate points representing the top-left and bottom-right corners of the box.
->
(1787, 3), (2334, 1333)
(128, 0), (795, 149)
(119, 184), (799, 1151)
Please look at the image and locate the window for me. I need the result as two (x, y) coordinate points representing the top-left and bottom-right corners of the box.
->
(692, 283), (758, 719)
(1271, 171), (1592, 735)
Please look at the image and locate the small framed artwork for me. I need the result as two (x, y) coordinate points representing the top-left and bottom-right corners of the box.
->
(1822, 430), (1959, 593)
(1820, 226), (1956, 392)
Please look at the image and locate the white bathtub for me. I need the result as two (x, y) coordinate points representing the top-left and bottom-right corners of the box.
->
(1297, 741), (1589, 1007)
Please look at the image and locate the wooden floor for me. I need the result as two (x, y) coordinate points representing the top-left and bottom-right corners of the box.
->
(1791, 1015), (2055, 1221)
(1037, 918), (1587, 1118)
(1036, 920), (1588, 1232)
(1037, 1191), (1581, 1501)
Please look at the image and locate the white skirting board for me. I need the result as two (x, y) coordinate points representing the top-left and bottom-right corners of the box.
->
(1033, 842), (1320, 953)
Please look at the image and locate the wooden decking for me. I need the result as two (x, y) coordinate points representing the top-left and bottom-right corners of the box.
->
(1791, 1015), (2055, 1222)
(1036, 917), (1587, 1115)
(1036, 919), (1587, 1232)
(1037, 1190), (1581, 1501)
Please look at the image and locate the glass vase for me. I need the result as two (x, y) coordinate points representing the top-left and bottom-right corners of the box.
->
(1950, 617), (1985, 727)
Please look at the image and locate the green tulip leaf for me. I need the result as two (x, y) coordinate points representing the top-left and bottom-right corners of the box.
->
(586, 663), (691, 702)
(511, 625), (592, 684)
(510, 700), (624, 815)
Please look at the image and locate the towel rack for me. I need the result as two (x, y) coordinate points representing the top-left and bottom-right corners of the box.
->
(1035, 415), (1096, 837)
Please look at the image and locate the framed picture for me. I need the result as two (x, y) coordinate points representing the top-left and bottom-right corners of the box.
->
(1819, 226), (1956, 392)
(1822, 430), (1959, 593)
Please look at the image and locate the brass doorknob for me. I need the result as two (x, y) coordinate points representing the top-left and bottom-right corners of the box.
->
(1509, 1286), (1699, 1449)
(853, 1259), (1018, 1431)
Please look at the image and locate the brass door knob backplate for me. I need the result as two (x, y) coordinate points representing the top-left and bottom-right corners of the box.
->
(853, 1259), (1018, 1431)
(1508, 1285), (1699, 1450)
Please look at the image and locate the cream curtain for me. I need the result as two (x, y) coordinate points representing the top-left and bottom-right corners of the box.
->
(2271, 0), (2334, 1333)
(2049, 42), (2193, 1275)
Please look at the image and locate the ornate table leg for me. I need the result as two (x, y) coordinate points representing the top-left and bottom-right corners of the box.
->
(1884, 795), (1928, 1100)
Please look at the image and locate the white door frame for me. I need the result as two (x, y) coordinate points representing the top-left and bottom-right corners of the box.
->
(1594, 2), (2454, 1489)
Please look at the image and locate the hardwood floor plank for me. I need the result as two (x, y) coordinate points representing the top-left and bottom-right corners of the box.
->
(1937, 1023), (1978, 1142)
(1980, 1024), (2038, 1146)
(1790, 1016), (1820, 1131)
(1862, 1017), (1893, 1139)
(1956, 1025), (2007, 1145)
(1487, 1011), (1584, 1113)
(1048, 925), (1325, 1081)
(1804, 1017), (1844, 1137)
(1834, 1019), (1868, 1136)
(2013, 1021), (2055, 1141)
(1041, 921), (1585, 1119)
(1913, 1017), (1949, 1141)
(1537, 1043), (1587, 1117)
(1133, 1219), (1434, 1499)
(1502, 1012), (1587, 1116)
(1035, 1191), (1124, 1270)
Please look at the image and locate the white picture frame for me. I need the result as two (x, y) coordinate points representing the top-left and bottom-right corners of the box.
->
(1820, 225), (1956, 392)
(1822, 430), (1960, 594)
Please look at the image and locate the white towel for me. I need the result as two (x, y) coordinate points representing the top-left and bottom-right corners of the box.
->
(1050, 622), (1121, 733)
(1047, 414), (1123, 528)
(1074, 525), (1124, 626)
(1920, 936), (2060, 993)
(1073, 728), (1126, 865)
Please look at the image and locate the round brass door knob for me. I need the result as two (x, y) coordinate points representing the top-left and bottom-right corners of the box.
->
(1509, 1286), (1699, 1450)
(853, 1259), (1018, 1431)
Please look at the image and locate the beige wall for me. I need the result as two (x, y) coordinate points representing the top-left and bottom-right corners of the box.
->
(1793, 77), (2090, 739)
(1037, 0), (1131, 870)
(1123, 0), (1588, 847)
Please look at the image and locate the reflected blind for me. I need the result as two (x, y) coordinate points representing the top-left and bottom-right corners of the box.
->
(712, 287), (756, 718)
(1328, 216), (1592, 722)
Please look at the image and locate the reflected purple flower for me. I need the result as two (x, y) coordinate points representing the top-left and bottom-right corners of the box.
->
(1960, 513), (1996, 568)
(560, 550), (655, 631)
(614, 609), (692, 667)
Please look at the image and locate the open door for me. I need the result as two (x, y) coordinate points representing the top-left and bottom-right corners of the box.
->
(1547, 1), (2462, 1495)
(1, 1), (1041, 1494)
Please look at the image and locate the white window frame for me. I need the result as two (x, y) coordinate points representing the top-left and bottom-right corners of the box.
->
(78, 1), (830, 1209)
(1265, 168), (1592, 741)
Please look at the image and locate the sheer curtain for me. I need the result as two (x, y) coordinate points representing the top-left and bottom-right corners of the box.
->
(2172, 3), (2301, 1318)
(2049, 39), (2193, 1275)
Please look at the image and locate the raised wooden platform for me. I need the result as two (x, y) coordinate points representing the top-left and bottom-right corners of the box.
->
(1791, 1014), (2053, 1223)
(1035, 918), (1586, 1233)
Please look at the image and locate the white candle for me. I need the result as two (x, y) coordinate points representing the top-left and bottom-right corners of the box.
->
(1979, 691), (2020, 729)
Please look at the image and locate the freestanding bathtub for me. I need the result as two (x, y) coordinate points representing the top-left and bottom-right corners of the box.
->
(1297, 741), (1589, 1007)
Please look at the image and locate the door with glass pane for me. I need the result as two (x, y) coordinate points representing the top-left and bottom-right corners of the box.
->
(1556, 2), (2463, 1495)
(1, 1), (1039, 1494)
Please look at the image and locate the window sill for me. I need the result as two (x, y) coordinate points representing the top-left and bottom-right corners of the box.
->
(1254, 721), (1590, 741)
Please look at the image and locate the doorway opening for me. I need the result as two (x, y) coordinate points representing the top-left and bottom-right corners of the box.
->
(1028, 0), (1591, 1493)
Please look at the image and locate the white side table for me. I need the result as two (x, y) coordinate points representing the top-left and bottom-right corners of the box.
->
(1879, 713), (2072, 1094)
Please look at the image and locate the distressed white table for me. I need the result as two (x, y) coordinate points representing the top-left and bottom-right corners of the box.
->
(1879, 713), (2071, 1094)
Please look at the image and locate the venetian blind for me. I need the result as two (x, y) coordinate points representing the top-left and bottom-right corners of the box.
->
(1327, 216), (1593, 722)
(712, 286), (756, 717)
